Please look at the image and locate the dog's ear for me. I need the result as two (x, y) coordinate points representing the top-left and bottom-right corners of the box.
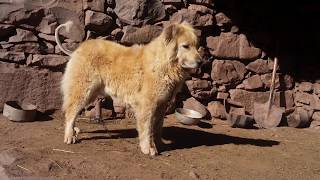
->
(164, 24), (180, 44)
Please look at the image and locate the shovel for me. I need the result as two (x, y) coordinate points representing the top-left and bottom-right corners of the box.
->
(253, 57), (285, 128)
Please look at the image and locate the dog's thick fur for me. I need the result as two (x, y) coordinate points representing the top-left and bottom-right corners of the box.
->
(56, 22), (201, 156)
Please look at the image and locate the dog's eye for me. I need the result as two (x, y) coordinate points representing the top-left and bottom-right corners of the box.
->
(182, 44), (190, 49)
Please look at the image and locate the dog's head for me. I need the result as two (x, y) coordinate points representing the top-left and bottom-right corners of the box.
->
(163, 23), (202, 69)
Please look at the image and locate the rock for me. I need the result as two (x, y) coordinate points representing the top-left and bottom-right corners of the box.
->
(313, 83), (320, 95)
(85, 107), (113, 119)
(36, 14), (57, 34)
(218, 85), (227, 92)
(298, 82), (313, 92)
(295, 92), (320, 110)
(207, 101), (227, 119)
(85, 10), (113, 33)
(202, 72), (211, 80)
(106, 0), (115, 7)
(8, 29), (38, 42)
(0, 149), (22, 166)
(165, 5), (178, 15)
(48, 2), (85, 42)
(0, 166), (9, 180)
(0, 24), (15, 40)
(27, 54), (69, 68)
(260, 73), (280, 89)
(242, 75), (263, 90)
(206, 33), (261, 60)
(229, 89), (294, 115)
(38, 33), (56, 42)
(0, 62), (63, 112)
(312, 111), (320, 121)
(309, 120), (320, 129)
(261, 73), (294, 91)
(189, 170), (200, 180)
(230, 25), (239, 33)
(83, 0), (105, 12)
(217, 92), (229, 100)
(287, 107), (311, 128)
(170, 8), (214, 27)
(215, 12), (232, 28)
(183, 97), (208, 117)
(55, 42), (79, 55)
(113, 98), (126, 118)
(185, 79), (211, 91)
(295, 92), (312, 105)
(246, 59), (273, 74)
(229, 107), (245, 115)
(190, 89), (216, 101)
(188, 0), (214, 6)
(0, 43), (14, 49)
(115, 0), (166, 26)
(211, 60), (247, 86)
(0, 2), (44, 25)
(280, 74), (294, 90)
(188, 4), (214, 14)
(9, 42), (54, 54)
(111, 28), (124, 41)
(162, 0), (183, 4)
(0, 51), (26, 63)
(121, 25), (163, 45)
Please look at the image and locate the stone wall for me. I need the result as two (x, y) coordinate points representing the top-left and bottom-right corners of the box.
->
(0, 0), (320, 126)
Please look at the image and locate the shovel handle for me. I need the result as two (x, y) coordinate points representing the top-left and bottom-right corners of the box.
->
(267, 57), (278, 111)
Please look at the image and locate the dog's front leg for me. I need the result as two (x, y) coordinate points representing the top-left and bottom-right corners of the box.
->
(135, 105), (159, 156)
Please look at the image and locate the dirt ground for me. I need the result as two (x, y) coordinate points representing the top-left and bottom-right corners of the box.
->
(0, 112), (319, 180)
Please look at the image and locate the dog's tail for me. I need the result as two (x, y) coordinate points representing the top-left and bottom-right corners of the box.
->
(55, 21), (74, 56)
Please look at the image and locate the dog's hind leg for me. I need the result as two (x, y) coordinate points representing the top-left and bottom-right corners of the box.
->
(62, 78), (101, 144)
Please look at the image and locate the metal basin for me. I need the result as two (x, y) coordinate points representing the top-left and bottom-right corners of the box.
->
(175, 108), (205, 125)
(3, 101), (37, 122)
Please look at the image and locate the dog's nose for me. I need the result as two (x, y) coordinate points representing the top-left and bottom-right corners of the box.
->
(197, 59), (203, 66)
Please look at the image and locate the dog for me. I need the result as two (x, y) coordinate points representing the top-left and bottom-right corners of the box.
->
(55, 21), (202, 156)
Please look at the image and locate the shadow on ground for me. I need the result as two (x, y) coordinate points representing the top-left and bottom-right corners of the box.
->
(80, 126), (279, 152)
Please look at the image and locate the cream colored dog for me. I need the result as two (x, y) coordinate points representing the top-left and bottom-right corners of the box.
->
(55, 21), (202, 156)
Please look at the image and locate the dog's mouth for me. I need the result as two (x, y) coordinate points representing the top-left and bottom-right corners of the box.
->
(181, 62), (199, 69)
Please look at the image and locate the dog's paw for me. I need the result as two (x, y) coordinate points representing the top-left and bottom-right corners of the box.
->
(64, 127), (80, 144)
(64, 135), (77, 144)
(140, 141), (158, 156)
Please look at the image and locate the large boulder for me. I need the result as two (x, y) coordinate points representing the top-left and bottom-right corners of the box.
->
(211, 60), (247, 86)
(8, 29), (38, 42)
(206, 33), (261, 60)
(83, 0), (106, 12)
(207, 101), (227, 119)
(246, 59), (273, 74)
(242, 75), (263, 90)
(170, 7), (214, 27)
(9, 42), (54, 54)
(85, 10), (113, 33)
(121, 25), (162, 45)
(0, 62), (63, 112)
(0, 51), (26, 64)
(27, 54), (69, 68)
(115, 0), (166, 26)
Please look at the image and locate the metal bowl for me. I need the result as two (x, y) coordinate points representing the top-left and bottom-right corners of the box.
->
(175, 108), (205, 125)
(3, 101), (37, 122)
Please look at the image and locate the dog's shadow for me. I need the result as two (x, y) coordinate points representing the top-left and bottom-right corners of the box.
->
(80, 126), (280, 152)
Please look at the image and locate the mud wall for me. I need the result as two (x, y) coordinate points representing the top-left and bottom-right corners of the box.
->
(0, 0), (320, 124)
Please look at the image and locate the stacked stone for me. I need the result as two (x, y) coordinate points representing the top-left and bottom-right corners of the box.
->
(0, 0), (316, 128)
(294, 82), (320, 129)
